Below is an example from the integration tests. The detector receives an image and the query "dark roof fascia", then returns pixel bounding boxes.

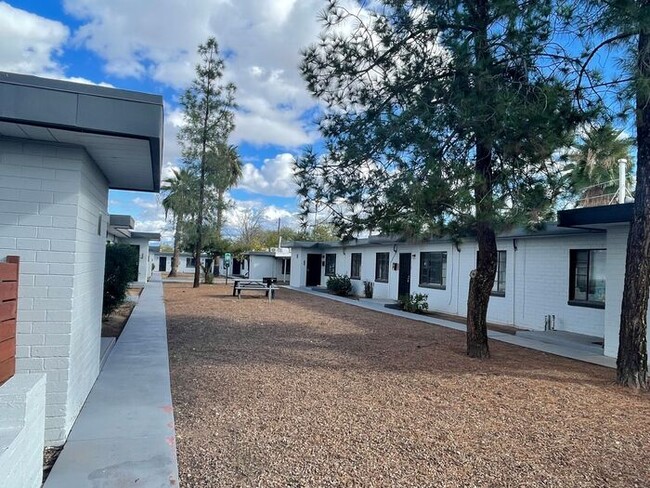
[557,204,634,228]
[109,214,135,229]
[130,232,161,241]
[497,224,605,239]
[0,71,163,192]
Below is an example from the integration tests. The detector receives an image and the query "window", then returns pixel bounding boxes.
[474,250,506,296]
[419,252,447,288]
[375,252,389,282]
[351,253,362,279]
[569,249,606,307]
[325,253,337,276]
[185,257,196,268]
[493,251,506,296]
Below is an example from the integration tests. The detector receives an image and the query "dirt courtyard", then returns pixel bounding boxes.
[165,283,650,487]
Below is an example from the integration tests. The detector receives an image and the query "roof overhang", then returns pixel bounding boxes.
[557,203,633,229]
[0,72,163,192]
[131,232,161,241]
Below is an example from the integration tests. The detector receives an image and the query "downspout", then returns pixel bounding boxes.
[512,239,517,327]
[455,242,461,315]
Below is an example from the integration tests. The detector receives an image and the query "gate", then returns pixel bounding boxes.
[0,256,18,385]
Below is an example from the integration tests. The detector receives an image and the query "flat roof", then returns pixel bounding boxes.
[557,203,633,228]
[0,71,163,192]
[131,231,161,241]
[287,224,604,250]
[109,214,136,229]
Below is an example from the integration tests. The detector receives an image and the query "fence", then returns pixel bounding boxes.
[0,256,19,385]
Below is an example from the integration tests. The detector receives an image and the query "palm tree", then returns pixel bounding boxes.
[161,168,197,277]
[567,124,634,207]
[207,143,243,238]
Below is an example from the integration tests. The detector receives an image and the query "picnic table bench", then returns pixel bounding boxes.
[232,277,278,302]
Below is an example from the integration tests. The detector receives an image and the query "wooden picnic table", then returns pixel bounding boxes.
[232,278,278,302]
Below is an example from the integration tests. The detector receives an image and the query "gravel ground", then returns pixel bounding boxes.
[165,283,650,488]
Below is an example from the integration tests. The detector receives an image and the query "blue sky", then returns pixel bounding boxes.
[0,1,636,242]
[0,0,331,240]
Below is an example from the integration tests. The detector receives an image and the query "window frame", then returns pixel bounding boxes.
[375,252,389,283]
[325,253,337,276]
[185,257,196,268]
[419,251,447,289]
[568,248,606,309]
[492,250,506,297]
[350,253,362,280]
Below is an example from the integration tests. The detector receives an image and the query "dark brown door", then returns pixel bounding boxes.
[159,256,167,272]
[306,254,322,286]
[398,253,411,299]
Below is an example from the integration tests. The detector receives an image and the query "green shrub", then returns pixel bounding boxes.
[326,274,353,296]
[399,293,429,314]
[103,243,138,316]
[363,280,374,298]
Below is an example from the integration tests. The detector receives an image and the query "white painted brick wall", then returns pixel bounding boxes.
[0,138,109,445]
[63,153,107,441]
[0,373,47,488]
[290,232,608,338]
[604,225,630,358]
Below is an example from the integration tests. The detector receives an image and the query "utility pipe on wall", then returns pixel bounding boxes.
[618,158,627,204]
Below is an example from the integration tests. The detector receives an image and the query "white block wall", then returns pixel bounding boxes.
[290,232,609,339]
[0,138,108,445]
[248,255,276,280]
[153,253,214,275]
[130,238,152,283]
[0,373,46,488]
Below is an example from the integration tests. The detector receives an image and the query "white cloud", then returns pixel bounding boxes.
[0,2,69,76]
[220,196,298,240]
[238,153,298,197]
[61,0,335,148]
[130,195,174,239]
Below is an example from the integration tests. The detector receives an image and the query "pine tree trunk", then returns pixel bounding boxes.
[466,141,496,359]
[193,171,204,288]
[168,216,181,278]
[465,0,494,359]
[617,28,650,389]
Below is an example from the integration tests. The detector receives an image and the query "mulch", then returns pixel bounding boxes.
[165,282,650,488]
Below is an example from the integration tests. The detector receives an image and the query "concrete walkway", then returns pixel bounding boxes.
[45,274,179,487]
[290,287,616,369]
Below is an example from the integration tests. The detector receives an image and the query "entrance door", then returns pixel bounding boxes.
[159,256,167,272]
[398,253,411,299]
[306,254,322,286]
[232,258,241,275]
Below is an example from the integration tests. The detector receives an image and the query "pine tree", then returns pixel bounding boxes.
[585,0,650,388]
[178,37,236,288]
[297,0,588,358]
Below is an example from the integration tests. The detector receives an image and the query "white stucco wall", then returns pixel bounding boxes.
[0,138,108,445]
